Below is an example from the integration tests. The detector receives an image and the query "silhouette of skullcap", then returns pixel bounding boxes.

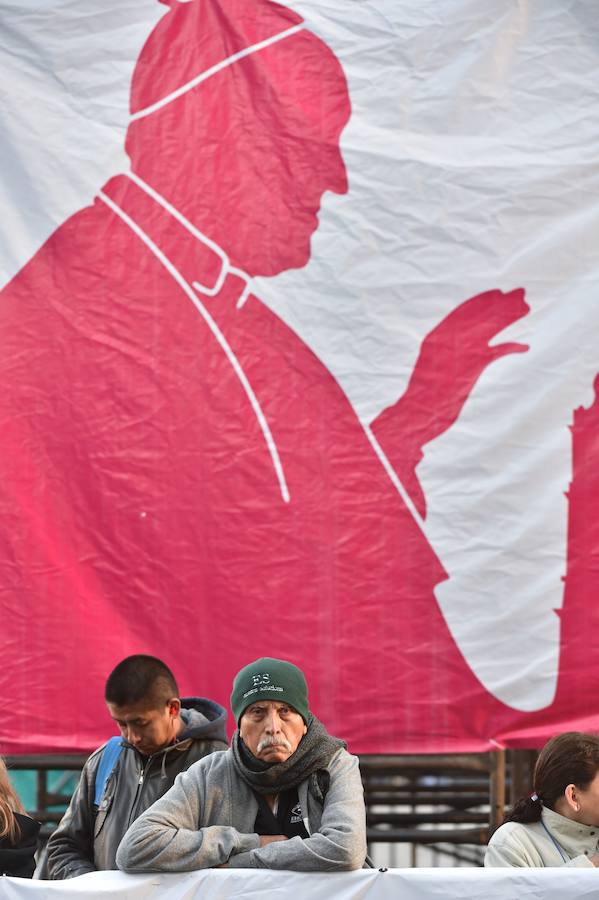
[130,0,304,118]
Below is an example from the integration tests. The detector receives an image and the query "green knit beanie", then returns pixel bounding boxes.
[230,658,310,724]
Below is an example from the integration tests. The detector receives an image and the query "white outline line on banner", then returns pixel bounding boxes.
[362,423,427,535]
[125,173,253,304]
[98,189,291,504]
[97,188,421,523]
[130,24,305,122]
[230,268,252,309]
[126,170,229,296]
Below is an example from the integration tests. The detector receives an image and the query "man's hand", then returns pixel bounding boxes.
[259,835,288,847]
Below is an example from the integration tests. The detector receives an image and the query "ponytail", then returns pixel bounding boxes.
[504,793,543,824]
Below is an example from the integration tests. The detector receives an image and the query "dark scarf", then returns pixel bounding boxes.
[231,715,345,797]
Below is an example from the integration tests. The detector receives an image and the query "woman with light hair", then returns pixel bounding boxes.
[0,757,39,877]
[486,732,599,867]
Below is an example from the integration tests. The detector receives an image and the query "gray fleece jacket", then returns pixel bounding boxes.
[46,698,228,879]
[116,745,366,871]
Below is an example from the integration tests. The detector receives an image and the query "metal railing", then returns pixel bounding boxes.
[5,749,538,865]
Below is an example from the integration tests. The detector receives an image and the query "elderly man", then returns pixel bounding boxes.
[116,658,366,871]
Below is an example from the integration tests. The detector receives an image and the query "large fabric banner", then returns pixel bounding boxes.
[3,868,599,900]
[1,0,598,754]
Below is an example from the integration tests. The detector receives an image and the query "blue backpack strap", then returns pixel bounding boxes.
[94,736,124,807]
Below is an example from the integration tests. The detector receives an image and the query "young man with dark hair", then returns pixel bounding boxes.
[45,655,228,879]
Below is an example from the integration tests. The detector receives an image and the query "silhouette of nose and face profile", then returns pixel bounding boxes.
[5,0,578,756]
[125,0,350,277]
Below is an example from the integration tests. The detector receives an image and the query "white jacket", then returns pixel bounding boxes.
[485,806,598,868]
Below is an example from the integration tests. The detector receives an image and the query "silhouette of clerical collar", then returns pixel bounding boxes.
[99,171,251,308]
[98,171,290,504]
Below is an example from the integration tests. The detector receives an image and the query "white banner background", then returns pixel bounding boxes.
[2,868,599,900]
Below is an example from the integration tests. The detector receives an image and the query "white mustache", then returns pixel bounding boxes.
[257,735,292,753]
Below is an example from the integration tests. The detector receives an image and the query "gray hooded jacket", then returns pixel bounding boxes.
[46,698,228,879]
[116,745,366,871]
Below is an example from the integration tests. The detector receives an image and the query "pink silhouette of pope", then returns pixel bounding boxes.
[0,0,564,753]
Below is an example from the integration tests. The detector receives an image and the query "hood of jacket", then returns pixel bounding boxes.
[179,697,228,744]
